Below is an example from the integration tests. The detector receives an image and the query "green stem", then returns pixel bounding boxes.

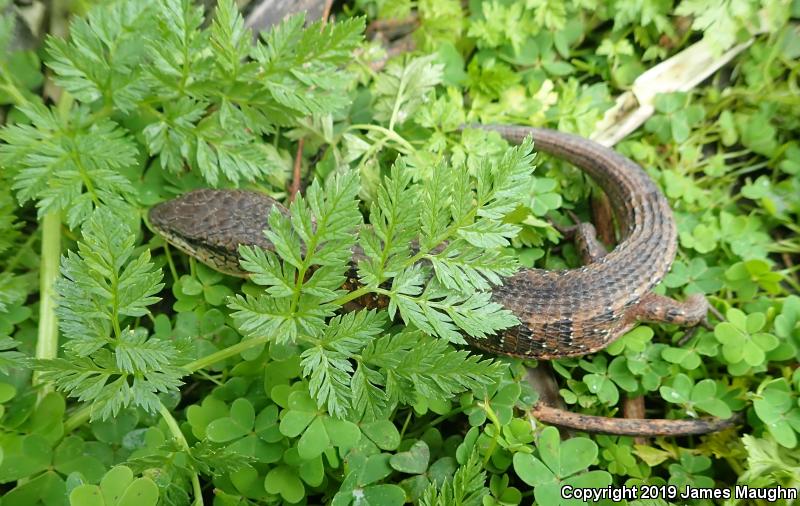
[347,124,415,153]
[33,212,62,401]
[163,243,180,284]
[398,410,413,439]
[183,335,272,372]
[334,285,379,306]
[0,75,29,107]
[158,402,204,506]
[480,400,502,466]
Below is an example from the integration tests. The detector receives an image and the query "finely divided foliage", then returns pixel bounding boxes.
[0,0,365,228]
[230,164,517,419]
[1,0,797,503]
[3,0,521,432]
[38,208,179,420]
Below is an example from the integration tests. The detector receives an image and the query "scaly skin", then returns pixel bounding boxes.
[149,126,710,360]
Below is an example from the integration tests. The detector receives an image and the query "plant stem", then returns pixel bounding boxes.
[183,334,271,372]
[33,211,61,401]
[158,402,204,506]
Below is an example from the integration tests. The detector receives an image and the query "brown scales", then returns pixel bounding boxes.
[148,126,711,360]
[461,125,709,359]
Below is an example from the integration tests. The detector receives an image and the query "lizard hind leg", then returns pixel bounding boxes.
[629,292,710,327]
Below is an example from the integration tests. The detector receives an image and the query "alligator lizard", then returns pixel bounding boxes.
[148,125,710,360]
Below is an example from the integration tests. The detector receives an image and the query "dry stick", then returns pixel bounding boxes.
[592,189,650,441]
[321,0,334,23]
[369,35,416,72]
[708,304,725,323]
[289,137,305,202]
[532,403,742,437]
[526,364,565,409]
[366,16,418,37]
[288,0,334,201]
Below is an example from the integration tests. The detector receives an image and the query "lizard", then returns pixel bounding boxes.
[148,125,713,360]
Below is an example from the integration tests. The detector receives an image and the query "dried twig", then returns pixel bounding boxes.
[288,0,333,201]
[288,138,305,202]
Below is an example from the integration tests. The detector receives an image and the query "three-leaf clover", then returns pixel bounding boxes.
[333,452,406,506]
[660,332,718,370]
[389,440,457,501]
[663,258,724,295]
[753,379,800,449]
[512,426,611,505]
[579,355,637,405]
[659,373,732,418]
[668,452,715,490]
[714,308,779,368]
[205,398,284,463]
[69,466,159,506]
[173,263,234,312]
[279,390,361,459]
[645,92,705,143]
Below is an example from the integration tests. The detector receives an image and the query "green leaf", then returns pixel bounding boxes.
[36,208,179,420]
[264,465,305,503]
[420,451,487,506]
[373,54,444,129]
[0,434,52,483]
[390,440,430,474]
[361,420,401,450]
[0,103,138,228]
[3,471,66,506]
[230,170,362,344]
[68,466,159,506]
[206,398,255,442]
[46,1,155,111]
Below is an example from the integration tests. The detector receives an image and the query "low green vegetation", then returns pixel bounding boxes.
[0,0,798,504]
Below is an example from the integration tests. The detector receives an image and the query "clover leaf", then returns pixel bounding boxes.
[333,453,406,506]
[279,390,361,459]
[580,355,637,405]
[668,452,715,490]
[714,308,779,367]
[659,373,732,418]
[512,427,611,506]
[173,263,234,312]
[206,398,284,463]
[753,379,800,449]
[660,332,718,370]
[389,440,458,501]
[725,260,783,300]
[69,466,159,506]
[663,258,724,295]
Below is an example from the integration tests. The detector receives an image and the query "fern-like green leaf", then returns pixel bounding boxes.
[229,170,362,343]
[37,208,179,420]
[420,451,488,506]
[0,103,138,227]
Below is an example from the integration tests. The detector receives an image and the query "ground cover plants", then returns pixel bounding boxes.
[0,0,798,504]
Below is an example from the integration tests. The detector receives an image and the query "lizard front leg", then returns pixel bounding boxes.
[557,217,608,264]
